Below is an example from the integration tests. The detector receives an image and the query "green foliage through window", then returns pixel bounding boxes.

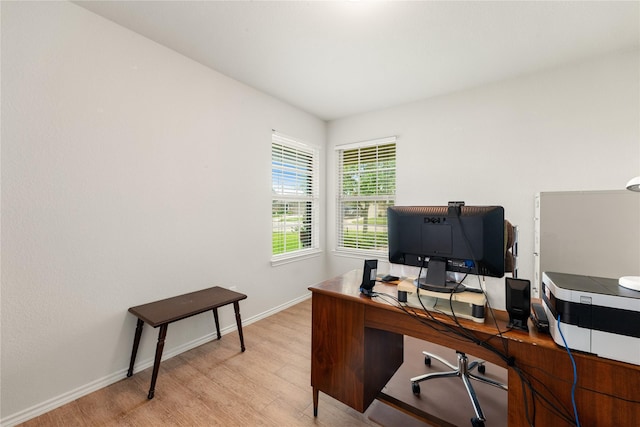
[337,139,396,252]
[272,133,318,258]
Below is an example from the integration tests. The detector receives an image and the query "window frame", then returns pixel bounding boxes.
[271,132,321,265]
[335,136,397,258]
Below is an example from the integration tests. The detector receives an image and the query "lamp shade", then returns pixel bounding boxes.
[626,176,640,192]
[619,176,640,291]
[619,276,640,291]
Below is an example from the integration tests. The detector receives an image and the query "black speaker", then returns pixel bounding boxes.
[360,259,378,296]
[505,277,531,331]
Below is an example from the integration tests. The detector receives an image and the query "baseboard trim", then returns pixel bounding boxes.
[0,292,311,427]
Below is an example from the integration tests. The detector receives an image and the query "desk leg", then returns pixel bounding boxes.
[127,319,144,377]
[233,301,246,352]
[147,324,168,400]
[313,387,319,416]
[212,308,221,340]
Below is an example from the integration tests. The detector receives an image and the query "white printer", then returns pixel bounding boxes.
[542,272,640,365]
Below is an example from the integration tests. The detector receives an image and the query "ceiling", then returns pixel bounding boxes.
[75,1,640,121]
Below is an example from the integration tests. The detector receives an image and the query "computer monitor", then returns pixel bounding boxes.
[387,203,505,293]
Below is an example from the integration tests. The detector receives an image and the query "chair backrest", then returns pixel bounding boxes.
[504,220,517,275]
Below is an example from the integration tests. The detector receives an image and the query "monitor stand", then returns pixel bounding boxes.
[397,280,486,323]
[415,258,468,293]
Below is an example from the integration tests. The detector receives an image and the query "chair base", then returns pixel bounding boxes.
[410,351,507,426]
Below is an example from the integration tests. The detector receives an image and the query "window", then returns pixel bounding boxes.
[272,132,319,262]
[336,137,396,254]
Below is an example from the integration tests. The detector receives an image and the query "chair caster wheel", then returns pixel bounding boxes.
[478,363,486,374]
[411,381,420,395]
[471,417,485,427]
[424,356,431,366]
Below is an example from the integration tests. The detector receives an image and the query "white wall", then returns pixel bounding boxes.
[3,1,639,424]
[1,2,326,423]
[327,49,640,306]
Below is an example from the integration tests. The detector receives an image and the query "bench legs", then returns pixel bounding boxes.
[127,319,168,399]
[234,301,246,352]
[148,324,168,399]
[212,308,222,339]
[127,319,144,377]
[212,304,245,352]
[128,301,245,399]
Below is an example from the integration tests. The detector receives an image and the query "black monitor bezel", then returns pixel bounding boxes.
[387,204,505,292]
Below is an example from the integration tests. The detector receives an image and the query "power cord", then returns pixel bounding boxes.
[372,289,579,426]
[557,313,581,427]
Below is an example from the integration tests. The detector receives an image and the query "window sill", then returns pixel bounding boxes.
[271,248,322,267]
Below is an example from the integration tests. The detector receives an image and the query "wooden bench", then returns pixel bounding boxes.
[127,286,247,398]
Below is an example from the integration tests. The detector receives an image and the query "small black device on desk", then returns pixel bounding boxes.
[505,277,531,331]
[531,302,549,332]
[360,259,378,296]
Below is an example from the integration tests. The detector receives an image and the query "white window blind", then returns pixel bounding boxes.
[336,137,396,254]
[272,132,319,261]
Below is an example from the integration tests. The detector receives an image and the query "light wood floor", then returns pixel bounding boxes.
[20,298,506,427]
[18,298,418,426]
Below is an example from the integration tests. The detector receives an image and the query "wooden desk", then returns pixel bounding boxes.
[310,270,640,426]
[127,286,247,399]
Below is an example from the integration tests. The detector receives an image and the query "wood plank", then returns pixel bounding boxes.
[128,286,246,326]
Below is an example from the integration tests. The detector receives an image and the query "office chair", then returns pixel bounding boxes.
[409,221,516,427]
